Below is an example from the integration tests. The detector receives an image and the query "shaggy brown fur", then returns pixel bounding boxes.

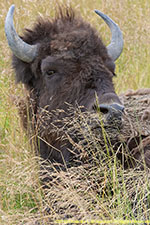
[12,6,122,167]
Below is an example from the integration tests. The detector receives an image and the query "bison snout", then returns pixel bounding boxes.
[98,103,124,125]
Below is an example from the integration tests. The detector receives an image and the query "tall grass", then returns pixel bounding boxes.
[0,0,150,224]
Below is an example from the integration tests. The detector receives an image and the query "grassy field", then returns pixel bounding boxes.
[0,0,150,224]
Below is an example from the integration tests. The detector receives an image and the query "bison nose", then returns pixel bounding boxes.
[98,103,124,124]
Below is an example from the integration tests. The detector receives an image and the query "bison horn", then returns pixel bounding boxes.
[5,5,38,63]
[94,10,123,61]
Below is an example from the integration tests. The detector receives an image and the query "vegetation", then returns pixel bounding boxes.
[0,0,150,224]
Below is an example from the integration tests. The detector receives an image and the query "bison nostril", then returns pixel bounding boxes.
[99,104,109,114]
[93,104,109,114]
[98,103,124,125]
[99,103,124,115]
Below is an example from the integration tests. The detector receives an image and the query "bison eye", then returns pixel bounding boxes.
[46,70,56,76]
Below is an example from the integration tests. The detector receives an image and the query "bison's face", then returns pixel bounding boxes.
[39,32,124,126]
[40,53,122,118]
[5,5,124,129]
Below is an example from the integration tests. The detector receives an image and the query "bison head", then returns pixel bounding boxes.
[5,5,124,166]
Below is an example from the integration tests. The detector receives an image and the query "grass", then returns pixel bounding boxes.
[0,0,150,224]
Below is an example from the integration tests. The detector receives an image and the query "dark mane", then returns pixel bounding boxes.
[13,6,109,86]
[22,6,77,45]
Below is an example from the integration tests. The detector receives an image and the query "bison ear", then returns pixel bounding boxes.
[105,58,116,75]
[94,10,123,61]
[12,55,35,85]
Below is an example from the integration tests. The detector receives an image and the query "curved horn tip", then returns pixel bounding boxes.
[94,9,102,15]
[5,4,38,63]
[94,9,123,61]
[94,10,106,19]
[9,4,15,12]
[6,5,15,20]
[5,5,15,34]
[94,9,116,27]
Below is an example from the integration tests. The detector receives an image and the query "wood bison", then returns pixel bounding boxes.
[5,5,124,169]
